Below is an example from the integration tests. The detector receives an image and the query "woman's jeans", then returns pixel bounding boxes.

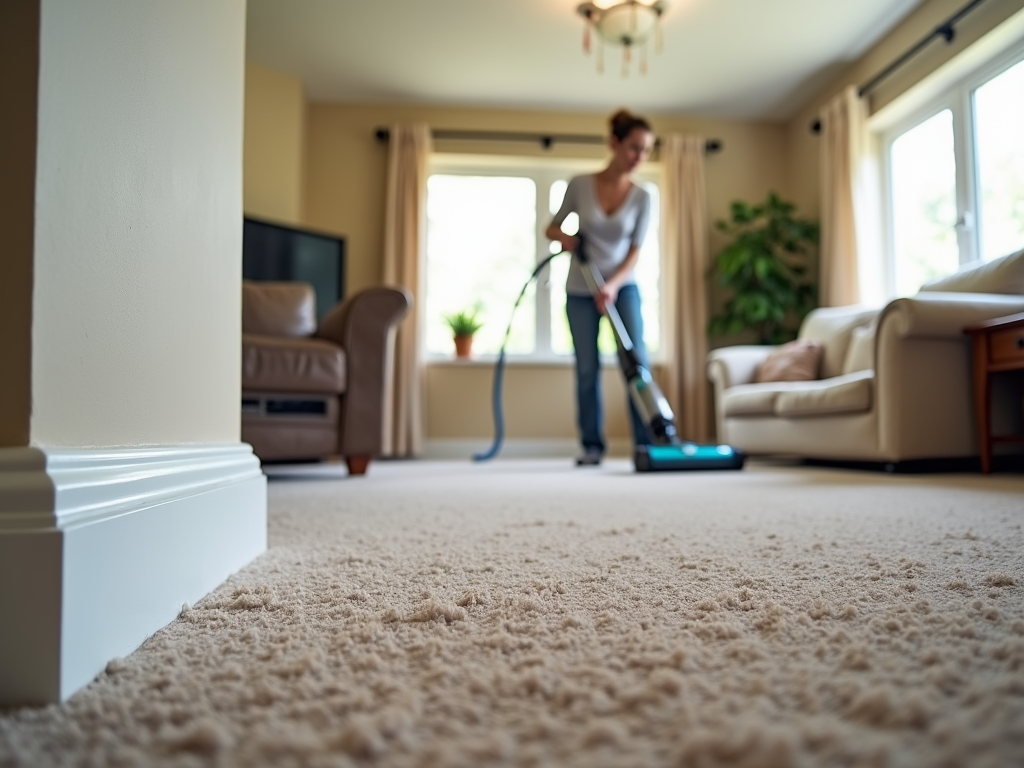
[566,284,651,453]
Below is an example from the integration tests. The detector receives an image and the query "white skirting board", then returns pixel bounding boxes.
[0,443,267,705]
[422,438,633,460]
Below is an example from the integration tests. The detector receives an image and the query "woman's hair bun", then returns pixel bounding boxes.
[609,108,652,141]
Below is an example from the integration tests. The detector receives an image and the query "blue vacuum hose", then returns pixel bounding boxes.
[473,248,568,461]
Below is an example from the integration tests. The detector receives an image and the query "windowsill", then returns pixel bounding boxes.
[426,355,577,368]
[425,355,665,368]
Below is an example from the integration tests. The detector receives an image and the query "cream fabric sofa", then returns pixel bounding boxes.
[707,249,1024,464]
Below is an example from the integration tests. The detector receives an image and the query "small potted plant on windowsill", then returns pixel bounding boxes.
[444,309,484,359]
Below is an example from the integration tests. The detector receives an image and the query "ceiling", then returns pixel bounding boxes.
[246,0,923,121]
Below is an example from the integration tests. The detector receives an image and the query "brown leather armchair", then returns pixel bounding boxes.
[241,280,411,474]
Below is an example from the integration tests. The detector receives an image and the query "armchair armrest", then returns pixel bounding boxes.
[707,346,775,390]
[874,292,1024,459]
[879,292,1024,339]
[316,286,412,458]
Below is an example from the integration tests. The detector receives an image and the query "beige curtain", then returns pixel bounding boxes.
[661,134,711,443]
[382,124,432,457]
[820,85,876,307]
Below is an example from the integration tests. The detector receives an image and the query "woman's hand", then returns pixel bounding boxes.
[595,281,619,314]
[556,233,579,253]
[544,223,578,254]
[595,244,640,314]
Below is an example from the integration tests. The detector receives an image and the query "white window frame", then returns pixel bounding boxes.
[425,153,664,364]
[878,41,1024,296]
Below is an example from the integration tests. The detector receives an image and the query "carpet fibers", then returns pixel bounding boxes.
[2,459,1024,767]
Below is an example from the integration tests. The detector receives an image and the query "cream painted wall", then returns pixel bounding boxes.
[29,0,245,448]
[305,104,789,295]
[426,364,682,444]
[243,62,306,225]
[0,1,39,448]
[302,103,788,442]
[785,0,1024,220]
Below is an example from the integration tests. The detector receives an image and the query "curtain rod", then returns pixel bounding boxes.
[374,128,723,154]
[810,0,988,134]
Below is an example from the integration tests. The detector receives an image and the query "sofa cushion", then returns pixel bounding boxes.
[242,333,346,394]
[755,339,822,383]
[720,381,815,417]
[842,323,876,375]
[720,371,874,418]
[774,370,874,417]
[798,307,879,379]
[919,247,1024,295]
[242,280,317,337]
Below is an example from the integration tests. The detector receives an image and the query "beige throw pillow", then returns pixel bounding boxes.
[755,339,823,383]
[798,307,879,379]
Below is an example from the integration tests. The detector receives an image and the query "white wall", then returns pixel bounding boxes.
[30,0,246,447]
[0,0,264,707]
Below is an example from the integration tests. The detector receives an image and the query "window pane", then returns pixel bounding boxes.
[548,180,580,255]
[974,58,1024,262]
[548,179,661,357]
[426,175,536,355]
[548,247,574,355]
[890,110,958,296]
[549,179,577,355]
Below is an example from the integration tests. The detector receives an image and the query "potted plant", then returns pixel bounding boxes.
[708,192,819,345]
[444,309,484,358]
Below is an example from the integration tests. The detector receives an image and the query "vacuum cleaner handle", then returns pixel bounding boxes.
[579,258,643,380]
[575,238,679,445]
[574,236,636,355]
[579,260,634,349]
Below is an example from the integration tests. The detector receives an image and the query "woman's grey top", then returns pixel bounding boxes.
[550,174,652,297]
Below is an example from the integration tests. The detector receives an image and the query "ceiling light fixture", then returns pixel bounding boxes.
[577,1,668,76]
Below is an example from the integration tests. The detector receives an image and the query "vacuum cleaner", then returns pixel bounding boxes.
[474,237,745,472]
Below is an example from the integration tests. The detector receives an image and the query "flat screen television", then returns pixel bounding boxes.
[242,217,346,321]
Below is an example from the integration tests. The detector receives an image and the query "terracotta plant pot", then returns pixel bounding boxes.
[454,334,474,359]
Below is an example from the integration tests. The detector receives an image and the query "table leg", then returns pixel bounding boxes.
[972,336,992,473]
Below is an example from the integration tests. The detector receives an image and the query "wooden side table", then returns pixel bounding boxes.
[964,312,1024,473]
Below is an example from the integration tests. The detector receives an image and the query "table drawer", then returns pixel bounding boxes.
[991,325,1024,364]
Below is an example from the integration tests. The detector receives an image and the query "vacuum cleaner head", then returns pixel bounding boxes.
[635,443,747,472]
[574,240,745,473]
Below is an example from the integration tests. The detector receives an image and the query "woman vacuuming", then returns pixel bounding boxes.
[546,109,655,466]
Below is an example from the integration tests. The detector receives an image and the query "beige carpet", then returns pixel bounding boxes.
[2,459,1024,767]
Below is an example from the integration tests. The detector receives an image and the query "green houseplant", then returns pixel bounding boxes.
[708,192,819,345]
[444,309,484,358]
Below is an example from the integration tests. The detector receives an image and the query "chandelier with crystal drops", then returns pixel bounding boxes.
[577,1,668,76]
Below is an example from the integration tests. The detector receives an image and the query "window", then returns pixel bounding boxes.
[974,58,1024,262]
[882,48,1024,296]
[424,156,662,360]
[889,109,958,297]
[425,174,538,356]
